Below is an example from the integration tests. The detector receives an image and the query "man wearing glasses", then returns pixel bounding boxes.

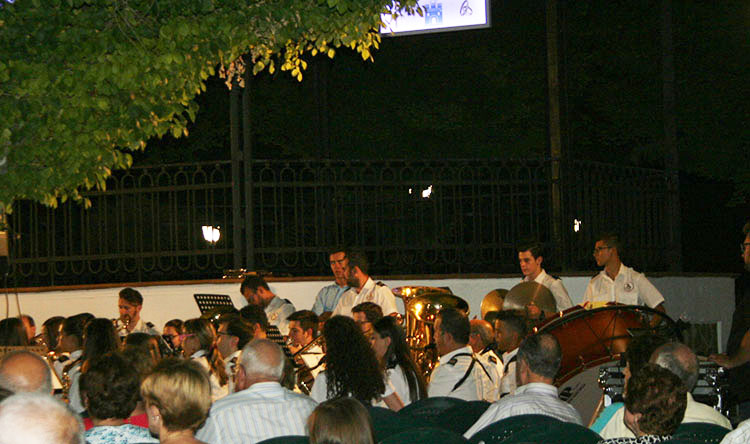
[582,233,666,315]
[710,221,750,422]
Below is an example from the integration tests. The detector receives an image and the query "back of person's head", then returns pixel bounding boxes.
[0,350,52,395]
[518,333,562,379]
[42,316,65,351]
[239,305,270,331]
[307,397,375,444]
[121,346,158,385]
[346,249,369,275]
[124,332,162,364]
[118,287,143,306]
[60,314,90,348]
[625,363,687,436]
[240,275,270,294]
[164,319,183,332]
[650,342,699,391]
[516,239,543,258]
[80,352,140,420]
[494,310,528,338]
[624,333,669,376]
[220,315,255,350]
[351,302,383,325]
[0,318,29,346]
[0,392,84,444]
[81,318,119,363]
[286,310,319,336]
[437,307,470,345]
[239,339,285,382]
[183,318,216,351]
[140,358,211,433]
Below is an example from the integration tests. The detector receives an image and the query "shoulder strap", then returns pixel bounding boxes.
[449,353,493,392]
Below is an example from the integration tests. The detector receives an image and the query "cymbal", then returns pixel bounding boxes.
[480,289,508,319]
[504,281,556,315]
[406,292,469,324]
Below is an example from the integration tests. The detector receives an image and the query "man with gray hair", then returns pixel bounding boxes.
[0,392,84,444]
[0,350,53,395]
[197,339,317,444]
[464,333,582,438]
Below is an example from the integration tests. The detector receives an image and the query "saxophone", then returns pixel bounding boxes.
[113,315,131,338]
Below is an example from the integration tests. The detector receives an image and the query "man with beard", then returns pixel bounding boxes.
[332,249,397,317]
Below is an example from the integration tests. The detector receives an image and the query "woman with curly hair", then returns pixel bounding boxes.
[372,316,427,408]
[181,318,228,401]
[310,315,402,410]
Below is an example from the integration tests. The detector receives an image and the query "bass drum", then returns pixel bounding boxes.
[536,304,679,423]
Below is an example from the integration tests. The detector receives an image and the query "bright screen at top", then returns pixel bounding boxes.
[380,0,490,36]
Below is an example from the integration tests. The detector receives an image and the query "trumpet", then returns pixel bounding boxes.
[112,315,131,337]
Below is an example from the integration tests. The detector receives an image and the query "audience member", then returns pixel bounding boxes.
[598,363,687,444]
[372,316,427,407]
[69,317,120,413]
[307,397,375,444]
[464,333,582,438]
[0,350,52,394]
[429,307,493,401]
[0,392,85,444]
[196,339,317,444]
[124,332,163,365]
[181,318,228,402]
[80,352,158,444]
[141,358,212,444]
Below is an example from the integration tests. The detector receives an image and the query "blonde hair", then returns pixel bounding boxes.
[307,397,375,444]
[140,358,211,433]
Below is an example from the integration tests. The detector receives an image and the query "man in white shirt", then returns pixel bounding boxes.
[583,233,666,316]
[241,275,295,336]
[332,249,398,317]
[464,333,582,438]
[517,240,573,313]
[597,341,732,439]
[117,288,159,335]
[311,247,351,315]
[428,308,492,401]
[287,310,324,392]
[469,319,502,401]
[197,339,317,444]
[494,310,528,398]
[216,315,255,395]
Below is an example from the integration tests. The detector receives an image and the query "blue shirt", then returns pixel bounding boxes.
[85,424,157,444]
[311,283,349,314]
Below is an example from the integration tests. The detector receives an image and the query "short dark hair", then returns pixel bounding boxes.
[437,307,470,345]
[240,275,270,294]
[239,304,270,331]
[164,319,184,333]
[597,232,622,252]
[516,239,543,259]
[287,310,319,335]
[347,249,369,276]
[623,333,669,377]
[119,287,143,306]
[351,302,383,324]
[61,313,92,346]
[80,352,141,420]
[328,246,348,257]
[625,363,687,436]
[220,315,255,350]
[494,310,528,338]
[518,333,562,379]
[0,318,28,346]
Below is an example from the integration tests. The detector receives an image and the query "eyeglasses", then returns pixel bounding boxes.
[741,243,750,253]
[178,334,195,341]
[593,246,612,254]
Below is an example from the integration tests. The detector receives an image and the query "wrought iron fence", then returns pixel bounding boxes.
[7,158,670,286]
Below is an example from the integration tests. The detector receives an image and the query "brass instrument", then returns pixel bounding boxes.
[113,315,131,337]
[291,335,325,395]
[394,286,469,378]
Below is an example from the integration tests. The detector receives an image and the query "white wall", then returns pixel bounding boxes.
[0,275,735,351]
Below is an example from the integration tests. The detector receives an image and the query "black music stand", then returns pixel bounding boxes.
[193,293,235,315]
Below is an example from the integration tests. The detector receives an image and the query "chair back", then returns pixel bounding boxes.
[379,426,469,444]
[256,435,309,444]
[468,414,565,443]
[399,396,467,426]
[661,421,732,444]
[368,406,419,443]
[436,400,491,435]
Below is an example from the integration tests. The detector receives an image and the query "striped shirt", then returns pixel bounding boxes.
[464,382,583,438]
[196,381,317,444]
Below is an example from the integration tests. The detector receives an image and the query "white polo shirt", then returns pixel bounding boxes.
[582,263,664,308]
[332,278,398,317]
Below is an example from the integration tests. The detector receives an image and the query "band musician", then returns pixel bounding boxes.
[287,310,325,391]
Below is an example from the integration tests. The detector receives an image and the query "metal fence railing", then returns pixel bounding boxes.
[7,158,670,286]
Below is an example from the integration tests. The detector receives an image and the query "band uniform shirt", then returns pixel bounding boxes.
[582,263,664,309]
[298,343,324,379]
[597,393,731,440]
[264,296,295,336]
[373,365,415,408]
[475,351,502,402]
[311,283,350,315]
[129,318,160,335]
[522,269,574,311]
[499,348,519,398]
[479,347,505,381]
[332,278,398,317]
[428,345,483,401]
[191,350,228,402]
[224,349,242,395]
[463,382,583,438]
[196,381,317,444]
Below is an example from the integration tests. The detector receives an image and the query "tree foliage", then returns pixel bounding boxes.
[0,0,419,209]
